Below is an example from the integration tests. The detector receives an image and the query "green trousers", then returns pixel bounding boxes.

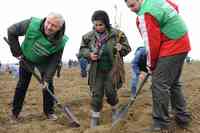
[90,70,119,112]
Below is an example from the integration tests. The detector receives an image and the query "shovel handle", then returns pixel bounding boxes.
[135,73,150,97]
[3,36,80,127]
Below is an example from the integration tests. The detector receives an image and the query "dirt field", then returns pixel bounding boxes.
[0,62,200,133]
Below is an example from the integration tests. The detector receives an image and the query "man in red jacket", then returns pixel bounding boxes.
[124,0,191,132]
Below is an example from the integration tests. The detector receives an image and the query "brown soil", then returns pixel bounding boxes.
[0,62,200,133]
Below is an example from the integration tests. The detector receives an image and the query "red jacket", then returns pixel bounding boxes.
[136,0,191,70]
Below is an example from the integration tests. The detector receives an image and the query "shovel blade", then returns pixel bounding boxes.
[112,106,129,127]
[112,98,135,127]
[112,74,150,127]
[62,105,80,127]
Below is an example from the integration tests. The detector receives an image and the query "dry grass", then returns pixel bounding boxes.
[0,62,200,133]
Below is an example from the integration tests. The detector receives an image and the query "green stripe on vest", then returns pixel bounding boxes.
[21,17,68,63]
[137,0,187,39]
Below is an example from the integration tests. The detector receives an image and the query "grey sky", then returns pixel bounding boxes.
[0,0,199,63]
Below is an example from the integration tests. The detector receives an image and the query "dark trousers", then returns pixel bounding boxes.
[151,53,190,128]
[91,70,119,112]
[12,61,55,116]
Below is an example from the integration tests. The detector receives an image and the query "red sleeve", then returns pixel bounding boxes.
[137,13,161,70]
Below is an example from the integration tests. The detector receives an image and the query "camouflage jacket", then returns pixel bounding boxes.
[79,28,131,87]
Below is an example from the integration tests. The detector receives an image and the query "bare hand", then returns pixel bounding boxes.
[40,82,48,89]
[115,43,122,51]
[90,52,98,61]
[147,66,152,74]
[139,72,146,80]
[17,56,23,60]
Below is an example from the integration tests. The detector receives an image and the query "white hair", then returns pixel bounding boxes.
[47,12,65,26]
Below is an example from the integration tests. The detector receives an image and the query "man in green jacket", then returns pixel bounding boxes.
[7,12,68,122]
[124,0,191,132]
[79,10,131,128]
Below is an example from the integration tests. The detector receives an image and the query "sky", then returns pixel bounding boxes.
[0,0,199,63]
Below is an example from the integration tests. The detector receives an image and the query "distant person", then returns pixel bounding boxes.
[56,61,62,78]
[79,10,131,128]
[0,61,2,73]
[124,0,191,132]
[6,64,19,79]
[76,53,88,78]
[185,56,192,64]
[7,12,68,122]
[68,59,73,68]
[131,46,148,97]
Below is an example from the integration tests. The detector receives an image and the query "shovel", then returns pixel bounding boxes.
[3,37,80,127]
[112,73,150,127]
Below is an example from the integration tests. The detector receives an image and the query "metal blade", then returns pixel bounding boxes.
[112,73,150,127]
[63,105,80,127]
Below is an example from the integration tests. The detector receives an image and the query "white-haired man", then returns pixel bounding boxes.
[7,12,68,122]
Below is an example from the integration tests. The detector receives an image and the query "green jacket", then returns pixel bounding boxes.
[7,17,67,81]
[79,28,131,88]
[21,17,68,63]
[137,0,187,39]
